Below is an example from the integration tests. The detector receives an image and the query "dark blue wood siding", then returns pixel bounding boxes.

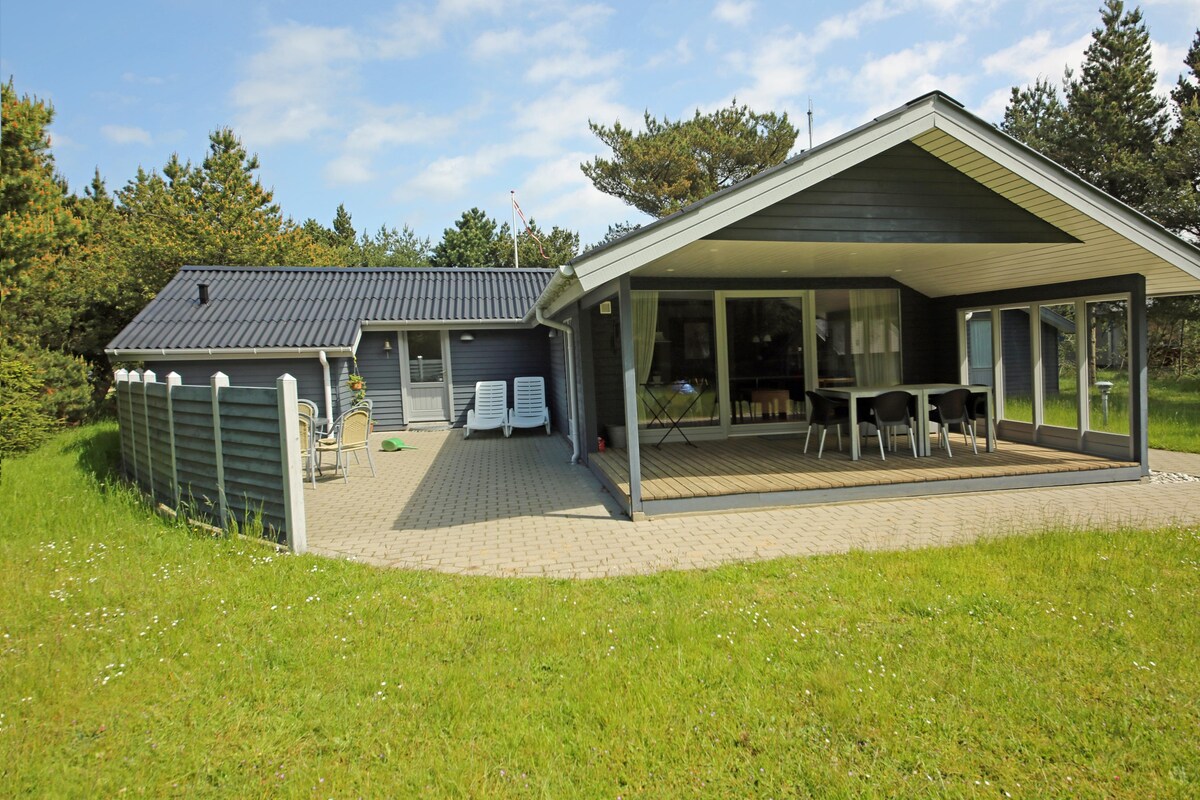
[709,142,1078,245]
[448,329,551,426]
[145,358,326,408]
[547,327,569,435]
[352,333,403,429]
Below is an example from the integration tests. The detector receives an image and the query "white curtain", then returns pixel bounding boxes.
[631,290,659,385]
[849,289,902,386]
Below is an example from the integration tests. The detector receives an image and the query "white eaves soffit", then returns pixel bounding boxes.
[566,95,1200,302]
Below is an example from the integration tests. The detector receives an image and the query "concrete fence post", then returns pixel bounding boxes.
[142,370,157,500]
[114,369,130,475]
[276,374,307,554]
[210,372,230,529]
[128,370,142,485]
[166,372,182,509]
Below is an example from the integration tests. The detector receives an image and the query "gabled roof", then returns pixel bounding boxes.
[546,91,1200,313]
[107,266,555,356]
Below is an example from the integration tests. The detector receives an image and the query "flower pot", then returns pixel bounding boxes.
[349,381,363,390]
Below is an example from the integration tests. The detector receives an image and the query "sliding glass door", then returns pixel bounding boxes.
[725,297,806,425]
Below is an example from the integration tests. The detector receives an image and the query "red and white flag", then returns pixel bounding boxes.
[511,191,549,262]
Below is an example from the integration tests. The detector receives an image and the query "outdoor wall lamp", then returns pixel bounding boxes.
[460,332,475,342]
[383,339,392,354]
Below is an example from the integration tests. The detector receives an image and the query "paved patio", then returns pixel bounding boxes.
[304,431,1200,578]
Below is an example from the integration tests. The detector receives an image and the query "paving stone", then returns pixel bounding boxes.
[302,430,1200,579]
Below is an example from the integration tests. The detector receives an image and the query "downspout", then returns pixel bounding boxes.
[318,350,334,422]
[535,264,580,465]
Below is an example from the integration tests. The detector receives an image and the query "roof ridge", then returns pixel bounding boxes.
[179,265,558,273]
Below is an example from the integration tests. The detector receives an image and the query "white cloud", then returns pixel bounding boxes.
[720,0,912,112]
[1151,39,1189,101]
[813,0,909,46]
[982,30,1089,84]
[325,106,461,186]
[512,80,634,151]
[976,87,1016,124]
[375,0,506,59]
[406,154,495,200]
[527,50,624,83]
[646,37,693,69]
[100,124,152,145]
[231,23,361,144]
[324,154,375,185]
[712,1,755,27]
[471,28,523,59]
[723,30,813,111]
[853,37,971,116]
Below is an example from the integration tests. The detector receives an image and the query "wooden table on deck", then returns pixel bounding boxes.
[816,383,995,460]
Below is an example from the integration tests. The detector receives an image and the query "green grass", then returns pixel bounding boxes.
[1002,373,1200,453]
[3,425,1200,797]
[1148,374,1200,453]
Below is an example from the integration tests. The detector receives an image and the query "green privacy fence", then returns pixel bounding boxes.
[114,369,307,552]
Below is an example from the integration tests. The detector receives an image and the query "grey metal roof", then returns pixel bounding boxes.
[107,266,555,353]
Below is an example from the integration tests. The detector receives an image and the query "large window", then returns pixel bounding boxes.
[632,291,717,427]
[1040,303,1078,429]
[1087,299,1130,435]
[962,294,1132,454]
[815,289,901,388]
[726,297,805,424]
[1000,307,1033,423]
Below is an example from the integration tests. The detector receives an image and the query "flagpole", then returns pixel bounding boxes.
[510,190,519,269]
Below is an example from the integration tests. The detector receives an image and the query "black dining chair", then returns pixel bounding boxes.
[964,391,990,451]
[929,388,978,457]
[803,390,850,458]
[866,390,917,460]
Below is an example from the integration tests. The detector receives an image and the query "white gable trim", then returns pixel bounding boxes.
[929,113,1200,283]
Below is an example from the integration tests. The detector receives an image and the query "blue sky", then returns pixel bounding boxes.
[2,0,1197,249]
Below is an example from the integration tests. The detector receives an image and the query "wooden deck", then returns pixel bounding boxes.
[590,434,1140,513]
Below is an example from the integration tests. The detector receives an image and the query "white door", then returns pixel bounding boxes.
[404,331,450,422]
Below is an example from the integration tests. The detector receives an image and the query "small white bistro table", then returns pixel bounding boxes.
[816,383,995,461]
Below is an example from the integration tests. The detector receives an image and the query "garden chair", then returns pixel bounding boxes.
[507,376,551,436]
[866,390,918,460]
[464,381,507,438]
[803,390,849,458]
[297,410,318,487]
[316,407,375,483]
[929,388,977,457]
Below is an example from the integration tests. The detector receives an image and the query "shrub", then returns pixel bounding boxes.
[0,358,59,455]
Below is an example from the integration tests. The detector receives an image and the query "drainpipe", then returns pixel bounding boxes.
[318,350,333,422]
[535,264,580,464]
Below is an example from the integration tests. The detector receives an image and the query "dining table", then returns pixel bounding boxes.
[815,383,995,461]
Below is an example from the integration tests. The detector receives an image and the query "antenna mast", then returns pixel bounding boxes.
[807,98,814,150]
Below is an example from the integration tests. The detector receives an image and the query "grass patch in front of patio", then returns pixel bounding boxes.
[2,424,1198,797]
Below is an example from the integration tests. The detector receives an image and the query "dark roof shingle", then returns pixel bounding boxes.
[107,266,555,352]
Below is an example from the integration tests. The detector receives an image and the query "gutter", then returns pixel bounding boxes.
[105,346,356,359]
[533,264,581,465]
[318,351,334,422]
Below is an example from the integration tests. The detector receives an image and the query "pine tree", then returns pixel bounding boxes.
[1061,0,1167,207]
[0,79,84,305]
[430,208,499,267]
[582,101,797,218]
[492,220,579,268]
[1000,78,1069,162]
[1151,29,1200,239]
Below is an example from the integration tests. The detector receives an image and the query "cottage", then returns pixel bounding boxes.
[109,91,1200,520]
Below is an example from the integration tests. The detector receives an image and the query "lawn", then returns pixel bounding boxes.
[3,425,1199,797]
[1001,372,1200,453]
